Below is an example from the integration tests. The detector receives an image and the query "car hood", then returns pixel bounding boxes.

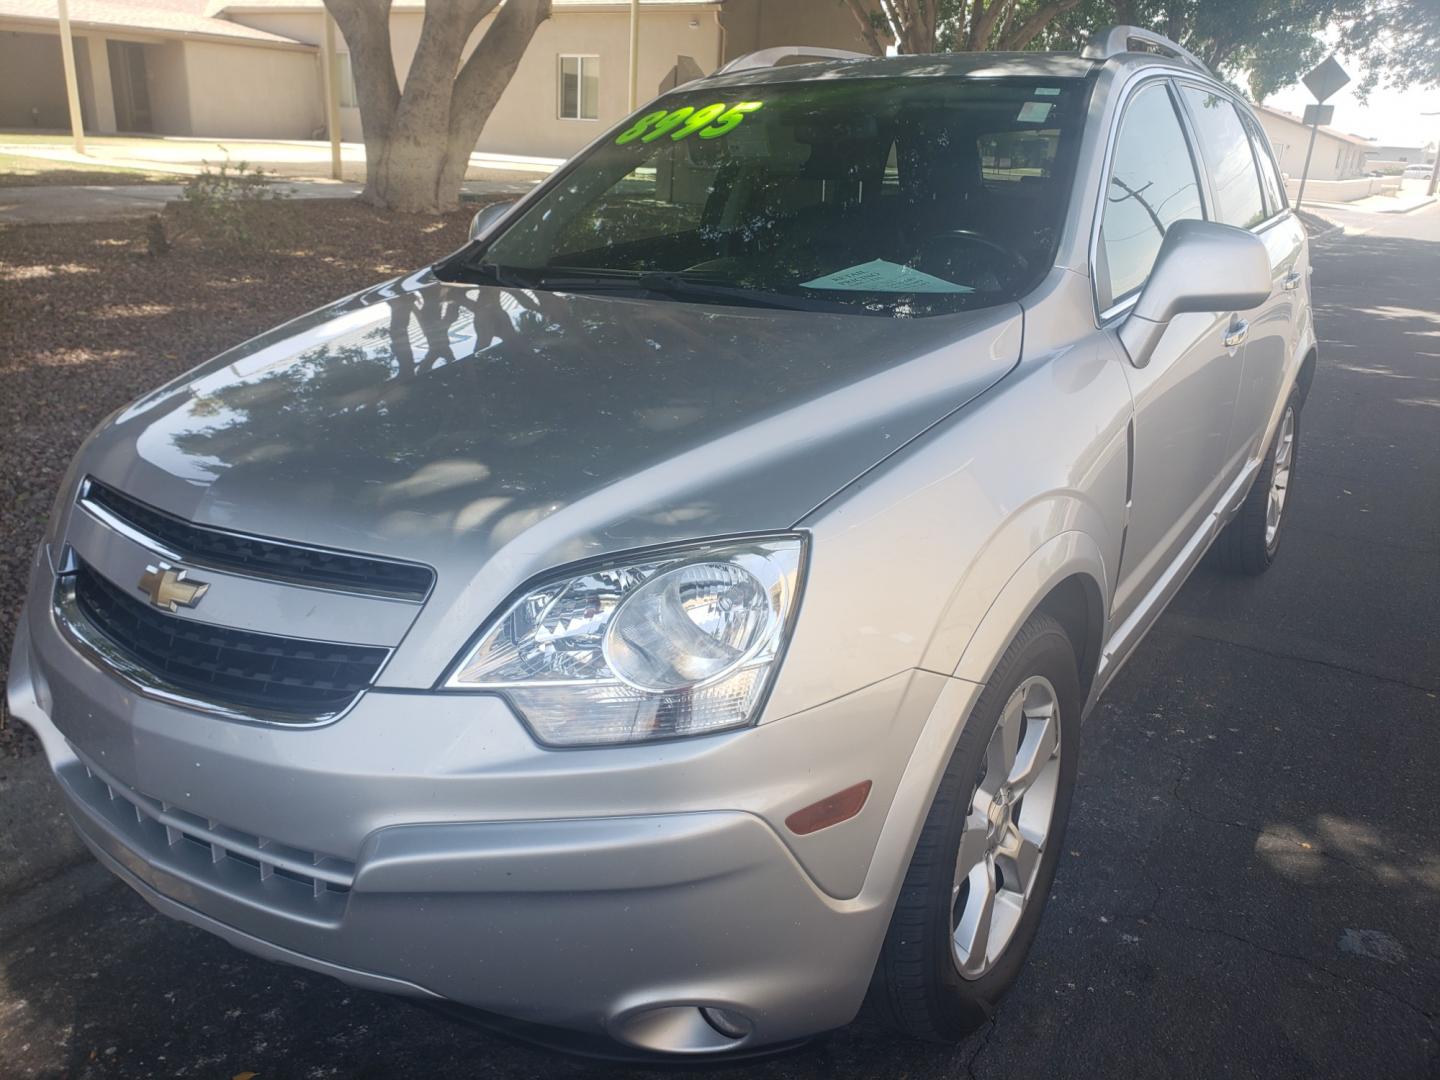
[80,269,1020,683]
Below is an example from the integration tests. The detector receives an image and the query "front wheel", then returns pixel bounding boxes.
[867,613,1081,1042]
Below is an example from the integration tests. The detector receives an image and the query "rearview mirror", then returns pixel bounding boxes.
[1118,219,1271,368]
[469,199,517,242]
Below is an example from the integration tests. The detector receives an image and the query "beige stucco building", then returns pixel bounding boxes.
[1253,103,1373,182]
[0,0,872,158]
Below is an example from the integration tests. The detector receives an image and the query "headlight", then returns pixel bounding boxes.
[444,536,805,747]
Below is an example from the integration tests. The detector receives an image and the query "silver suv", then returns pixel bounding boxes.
[9,27,1313,1057]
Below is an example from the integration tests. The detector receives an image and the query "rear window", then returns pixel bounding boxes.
[449,77,1089,317]
[1245,119,1287,216]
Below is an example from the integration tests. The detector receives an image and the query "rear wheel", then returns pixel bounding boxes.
[868,613,1081,1041]
[1216,392,1299,575]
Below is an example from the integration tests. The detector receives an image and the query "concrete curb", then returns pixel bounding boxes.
[1379,195,1437,214]
[1296,209,1343,241]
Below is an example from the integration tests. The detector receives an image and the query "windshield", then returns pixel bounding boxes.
[445,76,1088,317]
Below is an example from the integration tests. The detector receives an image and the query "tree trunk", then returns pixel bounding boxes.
[324,0,550,215]
[844,0,892,55]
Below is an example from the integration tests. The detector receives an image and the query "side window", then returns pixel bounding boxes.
[1098,82,1205,309]
[1180,86,1266,229]
[1246,119,1286,215]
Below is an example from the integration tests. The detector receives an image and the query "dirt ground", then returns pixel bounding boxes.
[0,198,478,742]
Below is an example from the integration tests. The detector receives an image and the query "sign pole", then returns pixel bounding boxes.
[321,12,343,181]
[1423,112,1439,198]
[1295,117,1321,210]
[1293,55,1351,212]
[628,0,640,112]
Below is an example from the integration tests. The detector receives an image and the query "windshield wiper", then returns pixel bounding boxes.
[521,269,856,314]
[461,261,529,287]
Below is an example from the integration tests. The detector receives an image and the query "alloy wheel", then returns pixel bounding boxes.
[951,675,1063,980]
[1266,404,1296,550]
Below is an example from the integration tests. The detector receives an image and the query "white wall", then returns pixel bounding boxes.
[719,0,876,58]
[231,4,840,159]
[1257,110,1367,181]
[0,30,70,129]
[145,40,192,134]
[180,39,323,139]
[474,8,721,158]
[1285,175,1399,203]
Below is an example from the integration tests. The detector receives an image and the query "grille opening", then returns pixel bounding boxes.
[63,557,388,721]
[83,479,434,601]
[73,751,355,913]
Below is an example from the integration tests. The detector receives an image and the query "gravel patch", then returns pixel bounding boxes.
[0,199,478,747]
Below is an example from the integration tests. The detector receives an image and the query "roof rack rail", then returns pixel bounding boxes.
[717,45,873,75]
[1080,25,1211,76]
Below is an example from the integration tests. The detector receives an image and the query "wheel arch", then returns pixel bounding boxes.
[1032,572,1105,699]
[1296,344,1318,407]
[854,532,1109,910]
[950,530,1110,697]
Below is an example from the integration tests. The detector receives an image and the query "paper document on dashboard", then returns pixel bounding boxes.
[801,259,973,293]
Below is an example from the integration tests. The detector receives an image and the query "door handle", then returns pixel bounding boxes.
[1223,319,1249,348]
[1282,270,1302,291]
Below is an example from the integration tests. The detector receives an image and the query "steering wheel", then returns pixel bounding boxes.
[921,229,1029,276]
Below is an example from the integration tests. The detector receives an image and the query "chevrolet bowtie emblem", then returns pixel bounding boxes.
[137,562,210,613]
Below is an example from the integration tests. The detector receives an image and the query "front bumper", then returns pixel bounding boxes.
[7,575,970,1052]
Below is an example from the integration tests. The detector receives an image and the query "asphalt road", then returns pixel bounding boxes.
[1,206,1437,1079]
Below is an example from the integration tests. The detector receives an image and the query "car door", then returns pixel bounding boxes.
[1176,84,1305,474]
[1098,79,1249,632]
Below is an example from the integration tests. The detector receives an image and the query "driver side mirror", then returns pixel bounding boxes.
[1118,219,1271,368]
[469,199,518,242]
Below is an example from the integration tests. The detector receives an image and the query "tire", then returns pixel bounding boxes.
[1215,391,1300,575]
[867,613,1081,1042]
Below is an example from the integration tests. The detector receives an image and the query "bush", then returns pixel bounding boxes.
[168,158,288,250]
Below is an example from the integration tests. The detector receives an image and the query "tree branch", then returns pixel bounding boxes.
[970,0,1016,51]
[442,0,551,199]
[843,0,890,55]
[322,0,400,127]
[999,0,1082,50]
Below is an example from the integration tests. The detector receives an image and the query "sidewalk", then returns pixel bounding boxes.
[0,133,562,184]
[0,176,539,225]
[1303,177,1437,215]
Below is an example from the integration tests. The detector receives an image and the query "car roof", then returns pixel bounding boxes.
[694,47,1238,97]
[698,51,1100,91]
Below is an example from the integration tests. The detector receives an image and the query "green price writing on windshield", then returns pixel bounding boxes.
[615,101,764,146]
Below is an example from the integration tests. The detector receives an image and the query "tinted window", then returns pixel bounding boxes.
[1181,86,1266,228]
[978,128,1060,183]
[453,78,1087,317]
[1099,83,1204,307]
[1246,120,1286,215]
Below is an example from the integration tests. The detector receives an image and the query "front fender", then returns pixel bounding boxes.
[949,529,1110,687]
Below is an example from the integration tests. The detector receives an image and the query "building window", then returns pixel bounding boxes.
[559,55,599,120]
[336,52,358,108]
